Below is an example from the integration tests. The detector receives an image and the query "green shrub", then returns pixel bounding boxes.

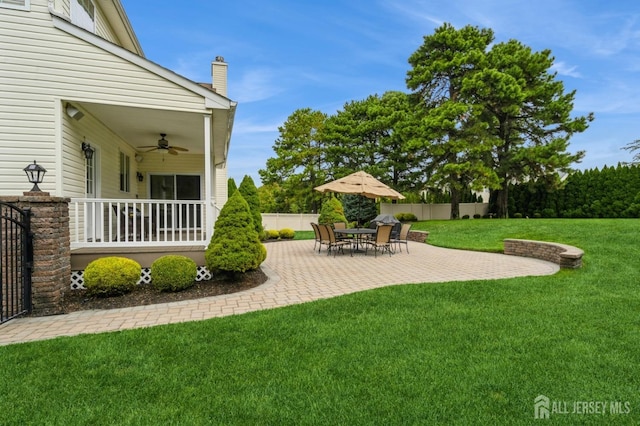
[238,175,263,238]
[266,229,280,240]
[395,212,417,222]
[279,228,295,239]
[395,213,418,222]
[205,190,267,274]
[151,255,197,292]
[318,197,348,224]
[83,256,140,297]
[513,213,523,218]
[462,214,470,219]
[473,214,482,219]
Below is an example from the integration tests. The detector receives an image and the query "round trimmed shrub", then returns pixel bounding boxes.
[396,212,417,222]
[266,229,280,240]
[83,256,140,297]
[151,255,197,292]
[279,228,295,239]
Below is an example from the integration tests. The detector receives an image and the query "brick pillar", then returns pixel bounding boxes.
[3,194,71,316]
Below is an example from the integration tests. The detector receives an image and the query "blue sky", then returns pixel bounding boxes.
[120,0,640,186]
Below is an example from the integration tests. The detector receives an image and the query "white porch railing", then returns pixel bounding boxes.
[70,198,211,249]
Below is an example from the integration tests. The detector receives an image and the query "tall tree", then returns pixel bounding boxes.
[322,91,426,194]
[259,108,328,213]
[474,40,593,217]
[407,23,499,218]
[623,139,640,164]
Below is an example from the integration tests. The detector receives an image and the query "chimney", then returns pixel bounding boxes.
[211,56,228,97]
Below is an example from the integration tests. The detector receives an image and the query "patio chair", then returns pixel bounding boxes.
[325,224,352,257]
[316,223,331,253]
[390,222,401,240]
[112,205,142,240]
[391,223,412,253]
[365,224,393,257]
[332,221,352,242]
[310,222,322,252]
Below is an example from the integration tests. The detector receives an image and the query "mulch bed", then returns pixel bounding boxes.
[60,268,268,314]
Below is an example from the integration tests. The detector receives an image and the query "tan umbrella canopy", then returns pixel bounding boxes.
[314,171,405,199]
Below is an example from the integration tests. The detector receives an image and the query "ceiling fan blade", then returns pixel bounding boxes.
[168,148,179,155]
[144,148,158,153]
[137,145,158,149]
[170,146,189,152]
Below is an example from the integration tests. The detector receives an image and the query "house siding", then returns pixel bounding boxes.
[1,1,212,196]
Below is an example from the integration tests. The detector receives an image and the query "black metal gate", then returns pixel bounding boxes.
[1,201,33,323]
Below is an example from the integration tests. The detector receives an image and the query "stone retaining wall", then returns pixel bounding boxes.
[408,230,429,243]
[504,238,583,269]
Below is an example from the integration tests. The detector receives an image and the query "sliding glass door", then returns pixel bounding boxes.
[150,174,202,229]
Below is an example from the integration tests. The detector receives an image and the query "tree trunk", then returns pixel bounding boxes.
[494,184,510,218]
[450,187,460,219]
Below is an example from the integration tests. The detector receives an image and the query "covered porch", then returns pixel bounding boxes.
[69,197,216,270]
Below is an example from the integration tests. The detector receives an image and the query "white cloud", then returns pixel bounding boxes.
[552,61,582,79]
[231,68,285,104]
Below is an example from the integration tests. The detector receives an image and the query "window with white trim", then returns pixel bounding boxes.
[0,0,30,11]
[71,0,95,33]
[119,152,130,193]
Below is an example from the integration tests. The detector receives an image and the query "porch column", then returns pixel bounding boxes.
[203,114,213,243]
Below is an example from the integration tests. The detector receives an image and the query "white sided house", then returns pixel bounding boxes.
[1,0,237,271]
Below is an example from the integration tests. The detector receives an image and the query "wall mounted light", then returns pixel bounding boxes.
[136,172,144,182]
[66,104,84,121]
[23,160,47,192]
[81,142,95,160]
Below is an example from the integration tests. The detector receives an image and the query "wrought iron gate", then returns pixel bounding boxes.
[1,201,33,323]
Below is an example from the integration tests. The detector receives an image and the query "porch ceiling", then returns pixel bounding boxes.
[77,102,229,159]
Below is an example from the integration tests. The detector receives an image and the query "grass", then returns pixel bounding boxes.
[1,219,639,424]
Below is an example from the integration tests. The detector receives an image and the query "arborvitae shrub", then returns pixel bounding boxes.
[238,175,264,239]
[151,255,197,292]
[83,256,140,296]
[318,197,348,224]
[205,191,266,275]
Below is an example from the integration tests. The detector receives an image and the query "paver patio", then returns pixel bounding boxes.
[0,240,558,346]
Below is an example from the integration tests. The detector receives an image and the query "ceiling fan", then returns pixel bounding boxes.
[138,133,188,155]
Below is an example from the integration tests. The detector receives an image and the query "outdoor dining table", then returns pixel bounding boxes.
[334,228,376,253]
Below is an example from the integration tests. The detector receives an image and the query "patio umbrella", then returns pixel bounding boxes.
[314,171,405,226]
[314,171,405,200]
[372,214,400,224]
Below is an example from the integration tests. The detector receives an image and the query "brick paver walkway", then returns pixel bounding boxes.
[0,240,558,346]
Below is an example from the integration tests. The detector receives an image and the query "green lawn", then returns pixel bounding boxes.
[1,219,639,425]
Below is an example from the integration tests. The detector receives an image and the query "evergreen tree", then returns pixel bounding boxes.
[238,175,264,239]
[228,178,237,197]
[317,196,348,225]
[205,191,266,275]
[342,194,377,227]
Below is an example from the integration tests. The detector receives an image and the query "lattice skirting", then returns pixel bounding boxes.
[70,266,213,290]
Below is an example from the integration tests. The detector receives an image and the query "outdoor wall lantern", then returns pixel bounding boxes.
[81,141,95,160]
[23,160,47,192]
[136,172,144,182]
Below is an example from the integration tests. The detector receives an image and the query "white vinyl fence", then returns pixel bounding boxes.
[380,203,489,220]
[262,203,489,231]
[262,214,319,231]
